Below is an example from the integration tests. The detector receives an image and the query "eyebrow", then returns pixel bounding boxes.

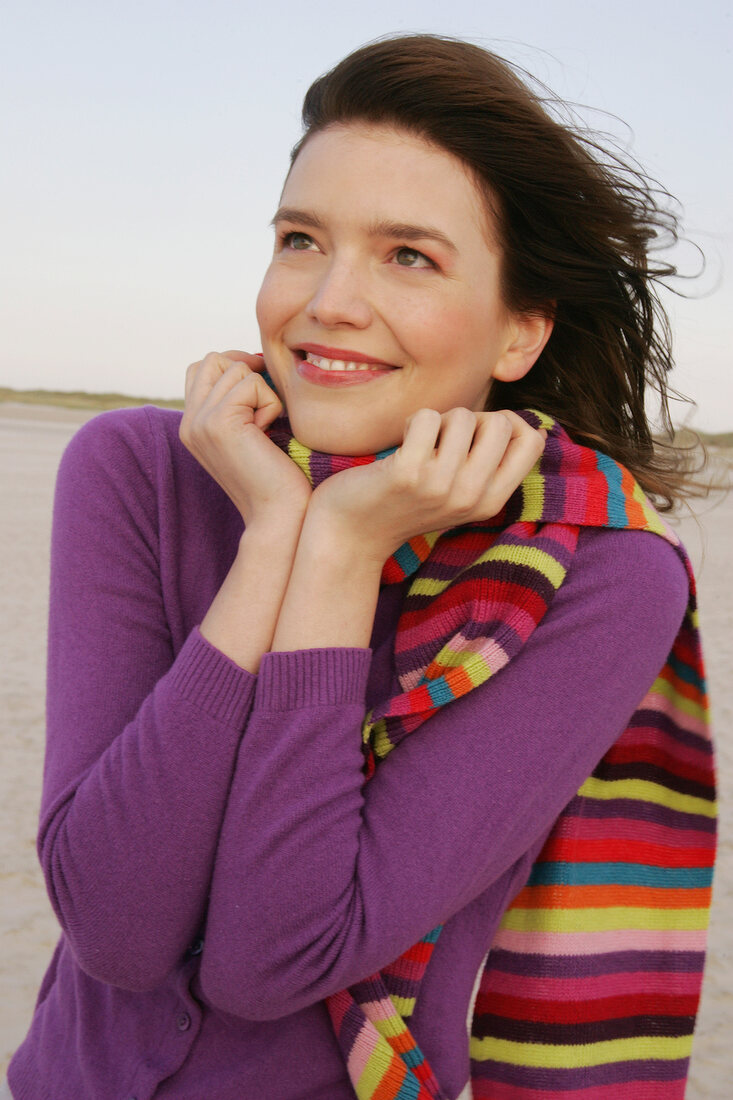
[271,207,458,254]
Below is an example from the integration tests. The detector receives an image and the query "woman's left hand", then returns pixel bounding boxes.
[306,407,545,564]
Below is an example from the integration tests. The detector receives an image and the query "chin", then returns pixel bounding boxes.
[287,415,396,457]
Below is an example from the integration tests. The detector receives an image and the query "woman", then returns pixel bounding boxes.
[7,34,715,1100]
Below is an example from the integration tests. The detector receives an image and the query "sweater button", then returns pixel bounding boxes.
[176,1012,191,1031]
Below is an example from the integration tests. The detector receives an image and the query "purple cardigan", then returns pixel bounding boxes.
[9,407,688,1100]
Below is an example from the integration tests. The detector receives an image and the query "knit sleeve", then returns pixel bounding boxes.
[38,409,257,991]
[199,526,689,1020]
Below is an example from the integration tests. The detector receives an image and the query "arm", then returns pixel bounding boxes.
[38,409,261,990]
[40,352,315,990]
[199,528,689,1019]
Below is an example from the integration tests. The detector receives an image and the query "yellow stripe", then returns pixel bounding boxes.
[481,544,567,588]
[356,1041,400,1095]
[577,775,716,818]
[409,542,566,598]
[499,905,711,933]
[410,575,452,597]
[429,647,493,676]
[287,438,314,483]
[470,1033,693,1068]
[370,719,394,760]
[391,995,416,1017]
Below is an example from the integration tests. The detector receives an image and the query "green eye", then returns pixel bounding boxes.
[288,232,313,250]
[394,247,432,268]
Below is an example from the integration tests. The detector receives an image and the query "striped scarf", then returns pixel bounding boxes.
[268,409,716,1100]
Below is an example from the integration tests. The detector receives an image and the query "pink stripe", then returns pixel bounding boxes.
[492,928,708,955]
[540,522,578,550]
[362,996,404,1023]
[612,726,714,770]
[347,1022,380,1081]
[641,692,708,736]
[481,968,703,1000]
[550,815,714,848]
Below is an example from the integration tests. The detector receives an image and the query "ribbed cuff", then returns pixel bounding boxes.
[167,627,257,727]
[255,648,372,711]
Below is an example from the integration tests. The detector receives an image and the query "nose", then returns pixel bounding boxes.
[305,257,372,329]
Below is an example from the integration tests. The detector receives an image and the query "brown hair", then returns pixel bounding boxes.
[292,34,701,509]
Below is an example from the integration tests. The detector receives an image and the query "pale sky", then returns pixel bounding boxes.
[1,0,731,429]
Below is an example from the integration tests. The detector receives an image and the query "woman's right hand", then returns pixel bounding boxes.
[180,351,312,528]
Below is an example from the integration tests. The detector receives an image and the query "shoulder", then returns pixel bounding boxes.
[546,524,689,662]
[56,405,207,498]
[60,405,181,473]
[53,406,214,543]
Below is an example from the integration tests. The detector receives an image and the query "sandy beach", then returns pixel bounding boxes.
[1,401,730,1096]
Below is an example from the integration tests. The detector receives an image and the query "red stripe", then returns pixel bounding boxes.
[476,991,700,1023]
[538,835,716,868]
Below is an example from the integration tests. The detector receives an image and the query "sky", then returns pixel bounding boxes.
[1,0,731,430]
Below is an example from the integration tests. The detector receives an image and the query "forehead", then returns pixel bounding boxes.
[282,124,496,243]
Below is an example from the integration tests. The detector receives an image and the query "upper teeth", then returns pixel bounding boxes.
[305,352,386,372]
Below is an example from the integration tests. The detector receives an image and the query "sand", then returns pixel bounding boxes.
[1,402,730,1095]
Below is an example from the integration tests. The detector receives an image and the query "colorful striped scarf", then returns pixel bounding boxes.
[268,409,716,1100]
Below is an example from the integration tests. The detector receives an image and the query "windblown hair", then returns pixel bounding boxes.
[292,34,700,508]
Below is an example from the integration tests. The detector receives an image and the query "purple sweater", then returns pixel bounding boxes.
[9,407,689,1100]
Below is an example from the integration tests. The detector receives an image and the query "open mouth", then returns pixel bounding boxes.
[295,349,397,373]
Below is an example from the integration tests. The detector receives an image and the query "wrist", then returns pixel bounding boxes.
[303,494,392,571]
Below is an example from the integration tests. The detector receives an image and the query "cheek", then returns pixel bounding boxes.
[255,266,291,338]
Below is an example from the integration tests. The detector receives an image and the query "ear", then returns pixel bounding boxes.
[492,310,554,383]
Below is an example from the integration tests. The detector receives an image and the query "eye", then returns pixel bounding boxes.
[392,246,434,269]
[280,231,318,252]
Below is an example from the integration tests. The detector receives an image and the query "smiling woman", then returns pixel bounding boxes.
[256,125,551,456]
[7,33,715,1100]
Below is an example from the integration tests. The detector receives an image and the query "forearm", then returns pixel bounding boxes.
[271,505,384,652]
[41,630,257,991]
[199,529,690,1021]
[201,513,306,672]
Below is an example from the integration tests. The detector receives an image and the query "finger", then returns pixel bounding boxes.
[188,355,270,422]
[462,410,514,475]
[478,412,545,504]
[185,352,236,412]
[203,367,282,427]
[186,351,264,408]
[432,407,480,470]
[221,351,267,372]
[398,408,443,462]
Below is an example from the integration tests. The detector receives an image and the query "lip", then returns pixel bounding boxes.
[295,353,395,388]
[296,342,397,368]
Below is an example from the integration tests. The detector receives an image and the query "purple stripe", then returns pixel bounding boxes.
[338,998,370,1054]
[629,711,713,756]
[484,949,707,978]
[473,1014,695,1044]
[593,761,714,801]
[382,972,421,1001]
[565,796,717,833]
[471,1055,690,1089]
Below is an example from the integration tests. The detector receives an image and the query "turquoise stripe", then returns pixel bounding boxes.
[423,923,443,944]
[393,1073,422,1100]
[392,541,422,578]
[527,862,713,888]
[667,650,706,691]
[595,452,629,527]
[401,1047,425,1070]
[425,676,456,706]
